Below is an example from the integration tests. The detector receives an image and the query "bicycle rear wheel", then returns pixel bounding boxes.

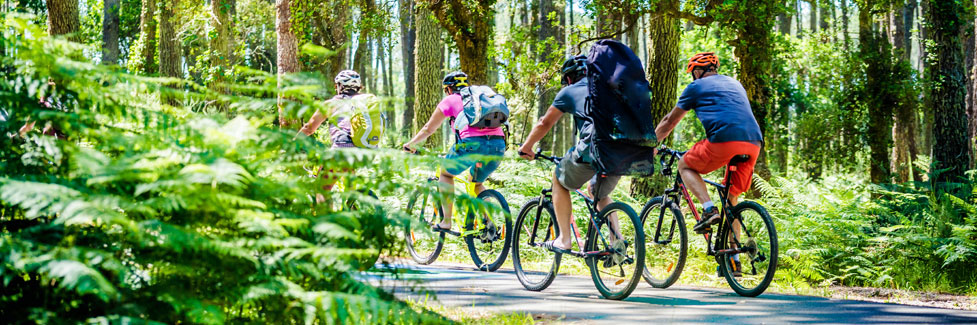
[586,202,644,300]
[512,198,561,291]
[403,183,445,265]
[640,196,687,289]
[719,201,778,297]
[465,189,512,271]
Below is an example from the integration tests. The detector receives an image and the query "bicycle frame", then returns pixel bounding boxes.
[527,156,623,260]
[433,166,490,237]
[655,153,758,258]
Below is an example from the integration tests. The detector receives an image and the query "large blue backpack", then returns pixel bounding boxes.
[585,39,657,176]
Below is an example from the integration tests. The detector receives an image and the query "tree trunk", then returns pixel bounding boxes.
[631,14,680,197]
[927,0,972,185]
[818,0,828,32]
[535,0,564,151]
[809,0,817,33]
[972,0,977,166]
[841,0,849,50]
[778,12,792,36]
[399,0,416,136]
[137,0,158,73]
[860,4,894,184]
[796,0,804,39]
[210,0,235,97]
[919,0,933,155]
[47,0,80,41]
[425,0,495,84]
[276,0,300,128]
[890,0,921,183]
[101,0,120,64]
[414,6,444,149]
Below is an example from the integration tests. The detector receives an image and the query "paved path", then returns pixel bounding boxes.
[371,262,977,324]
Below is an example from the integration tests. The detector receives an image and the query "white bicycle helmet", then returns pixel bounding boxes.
[334,70,362,94]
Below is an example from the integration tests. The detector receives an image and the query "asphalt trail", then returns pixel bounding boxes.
[371,262,977,324]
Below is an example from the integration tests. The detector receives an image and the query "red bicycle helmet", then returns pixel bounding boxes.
[686,52,719,73]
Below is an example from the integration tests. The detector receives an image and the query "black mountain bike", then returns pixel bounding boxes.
[511,149,645,300]
[640,147,778,297]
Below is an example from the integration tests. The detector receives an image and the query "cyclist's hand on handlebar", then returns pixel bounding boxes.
[402,144,417,154]
[517,143,535,161]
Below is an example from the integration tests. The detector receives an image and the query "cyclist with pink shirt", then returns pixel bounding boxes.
[403,71,506,233]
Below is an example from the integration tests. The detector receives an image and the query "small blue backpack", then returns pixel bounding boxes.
[455,85,510,132]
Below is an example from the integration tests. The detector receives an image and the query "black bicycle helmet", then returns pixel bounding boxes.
[442,71,469,90]
[561,55,588,85]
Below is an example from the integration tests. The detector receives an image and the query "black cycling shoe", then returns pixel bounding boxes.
[692,206,720,234]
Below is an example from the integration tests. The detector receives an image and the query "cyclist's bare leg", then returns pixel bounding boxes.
[729,194,742,246]
[437,169,456,229]
[678,158,713,208]
[472,182,497,228]
[551,174,574,250]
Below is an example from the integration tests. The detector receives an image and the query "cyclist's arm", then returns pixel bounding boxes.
[518,106,563,156]
[297,109,327,137]
[405,109,448,149]
[655,106,688,141]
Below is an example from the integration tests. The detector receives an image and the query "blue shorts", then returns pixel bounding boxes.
[444,136,505,183]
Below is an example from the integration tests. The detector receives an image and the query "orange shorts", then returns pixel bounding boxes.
[682,140,761,197]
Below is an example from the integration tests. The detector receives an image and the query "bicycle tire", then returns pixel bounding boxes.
[464,189,512,272]
[403,184,445,265]
[586,201,645,300]
[512,198,561,291]
[639,196,688,289]
[718,200,778,297]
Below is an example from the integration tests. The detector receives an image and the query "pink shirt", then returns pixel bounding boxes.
[438,93,505,138]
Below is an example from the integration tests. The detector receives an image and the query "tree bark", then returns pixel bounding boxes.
[276,0,300,128]
[809,0,817,33]
[631,14,681,197]
[535,0,564,151]
[796,0,804,39]
[46,0,80,41]
[967,0,977,168]
[414,6,444,149]
[818,0,828,31]
[840,0,850,50]
[860,3,895,184]
[425,0,495,83]
[926,0,972,184]
[400,0,416,136]
[919,0,933,155]
[137,0,158,73]
[210,0,236,97]
[890,0,921,183]
[778,12,792,36]
[732,3,781,180]
[101,0,120,64]
[312,3,349,79]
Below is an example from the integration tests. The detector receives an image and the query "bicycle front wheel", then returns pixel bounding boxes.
[512,198,561,291]
[640,196,687,289]
[586,202,645,300]
[403,185,445,265]
[465,189,512,271]
[719,200,778,297]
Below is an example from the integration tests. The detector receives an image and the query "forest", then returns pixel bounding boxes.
[0,0,975,323]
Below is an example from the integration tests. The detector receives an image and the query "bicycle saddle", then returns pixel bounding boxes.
[729,154,751,165]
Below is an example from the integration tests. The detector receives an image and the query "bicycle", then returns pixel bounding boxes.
[402,154,512,271]
[640,147,778,297]
[305,165,384,271]
[511,149,645,300]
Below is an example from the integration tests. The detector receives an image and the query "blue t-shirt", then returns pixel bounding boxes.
[551,77,593,158]
[676,75,763,144]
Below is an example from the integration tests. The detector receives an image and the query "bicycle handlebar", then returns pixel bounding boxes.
[657,146,686,176]
[519,148,562,165]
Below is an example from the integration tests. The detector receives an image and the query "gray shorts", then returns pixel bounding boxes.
[555,149,621,199]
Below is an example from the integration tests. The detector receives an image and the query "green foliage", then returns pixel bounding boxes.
[756,172,977,293]
[0,16,450,324]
